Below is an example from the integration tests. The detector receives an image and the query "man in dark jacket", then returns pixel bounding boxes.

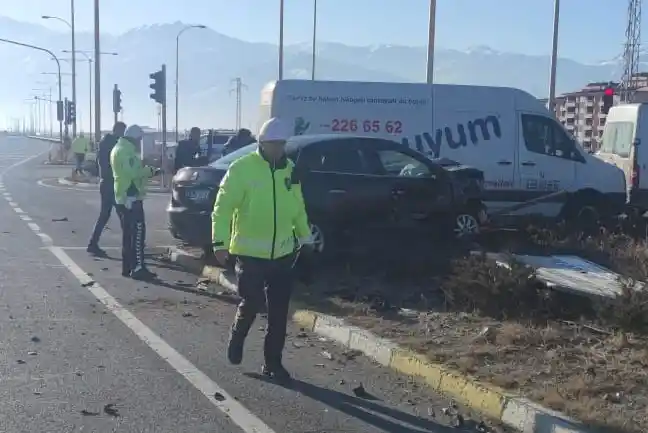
[87,121,126,257]
[222,128,255,156]
[174,127,202,173]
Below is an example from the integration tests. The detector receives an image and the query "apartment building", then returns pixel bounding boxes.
[554,73,648,150]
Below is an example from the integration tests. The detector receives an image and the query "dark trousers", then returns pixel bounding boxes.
[115,200,146,275]
[232,254,295,367]
[88,181,114,247]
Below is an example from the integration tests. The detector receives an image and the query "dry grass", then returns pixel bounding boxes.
[297,229,648,433]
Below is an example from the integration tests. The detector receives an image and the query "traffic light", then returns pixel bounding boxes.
[602,86,615,115]
[149,66,166,104]
[65,100,76,125]
[56,100,64,122]
[113,87,122,113]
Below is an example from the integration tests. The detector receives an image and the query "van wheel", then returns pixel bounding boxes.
[562,196,602,232]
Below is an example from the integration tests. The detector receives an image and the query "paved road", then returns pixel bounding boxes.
[0,136,474,432]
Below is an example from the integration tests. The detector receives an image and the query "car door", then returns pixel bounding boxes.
[296,138,396,233]
[360,139,450,228]
[517,113,580,217]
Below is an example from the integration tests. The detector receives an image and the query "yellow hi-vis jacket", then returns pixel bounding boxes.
[211,150,311,260]
[71,136,90,154]
[110,137,156,205]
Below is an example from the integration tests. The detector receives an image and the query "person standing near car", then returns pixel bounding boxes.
[174,127,202,173]
[212,117,313,381]
[111,124,158,281]
[222,128,255,156]
[87,121,126,257]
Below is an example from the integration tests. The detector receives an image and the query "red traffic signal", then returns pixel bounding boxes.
[602,86,615,115]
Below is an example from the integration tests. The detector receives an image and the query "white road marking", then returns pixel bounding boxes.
[8,201,17,207]
[36,178,168,195]
[20,215,32,221]
[13,207,24,214]
[1,151,278,433]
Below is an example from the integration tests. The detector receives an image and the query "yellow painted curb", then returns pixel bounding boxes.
[292,309,318,332]
[201,265,223,281]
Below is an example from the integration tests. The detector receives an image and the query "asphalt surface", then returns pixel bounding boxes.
[0,136,482,432]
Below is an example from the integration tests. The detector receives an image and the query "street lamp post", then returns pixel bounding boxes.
[42,10,77,138]
[0,38,64,142]
[311,0,317,80]
[548,0,560,114]
[175,24,206,142]
[426,0,436,84]
[63,50,118,143]
[279,0,285,80]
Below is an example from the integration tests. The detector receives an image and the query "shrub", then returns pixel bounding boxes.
[439,253,556,320]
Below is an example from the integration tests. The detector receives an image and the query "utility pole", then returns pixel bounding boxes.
[620,0,642,103]
[230,78,247,130]
[93,0,101,142]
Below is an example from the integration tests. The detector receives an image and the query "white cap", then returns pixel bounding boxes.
[258,117,291,142]
[124,124,143,140]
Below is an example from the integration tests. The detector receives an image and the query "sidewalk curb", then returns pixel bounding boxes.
[28,135,60,143]
[58,177,169,193]
[166,246,594,433]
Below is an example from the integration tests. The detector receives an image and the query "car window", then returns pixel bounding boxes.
[374,149,431,177]
[600,121,635,158]
[299,142,369,174]
[521,114,583,161]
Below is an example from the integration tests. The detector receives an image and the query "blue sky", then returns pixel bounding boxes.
[0,0,638,63]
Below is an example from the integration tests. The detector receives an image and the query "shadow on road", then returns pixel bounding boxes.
[244,373,461,433]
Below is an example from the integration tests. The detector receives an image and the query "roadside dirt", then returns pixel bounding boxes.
[294,229,648,433]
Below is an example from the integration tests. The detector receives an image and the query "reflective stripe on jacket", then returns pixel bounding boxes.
[110,137,155,204]
[211,149,311,260]
[71,136,89,154]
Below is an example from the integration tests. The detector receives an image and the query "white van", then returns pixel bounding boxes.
[596,104,648,211]
[259,80,626,221]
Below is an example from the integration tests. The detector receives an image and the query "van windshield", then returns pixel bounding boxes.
[600,121,635,158]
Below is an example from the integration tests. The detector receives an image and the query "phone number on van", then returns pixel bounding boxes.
[329,119,403,134]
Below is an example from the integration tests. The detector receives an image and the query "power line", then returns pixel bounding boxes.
[229,78,247,130]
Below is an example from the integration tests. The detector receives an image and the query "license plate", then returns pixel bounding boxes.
[185,189,210,201]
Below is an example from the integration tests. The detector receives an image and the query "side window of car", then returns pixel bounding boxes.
[374,149,432,178]
[521,114,583,162]
[299,143,369,174]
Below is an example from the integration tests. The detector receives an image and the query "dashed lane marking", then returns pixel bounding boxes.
[0,152,278,433]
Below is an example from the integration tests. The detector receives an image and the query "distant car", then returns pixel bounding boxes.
[167,134,487,254]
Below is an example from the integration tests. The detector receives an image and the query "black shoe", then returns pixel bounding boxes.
[130,268,157,281]
[261,364,292,382]
[87,244,108,257]
[227,334,245,365]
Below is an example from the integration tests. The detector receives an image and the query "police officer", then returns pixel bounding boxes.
[71,133,90,175]
[87,121,126,257]
[212,117,313,381]
[111,124,158,280]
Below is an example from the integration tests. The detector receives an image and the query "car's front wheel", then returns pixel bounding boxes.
[454,212,481,238]
[309,223,326,254]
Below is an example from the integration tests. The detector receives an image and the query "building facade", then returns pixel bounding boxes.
[554,73,648,150]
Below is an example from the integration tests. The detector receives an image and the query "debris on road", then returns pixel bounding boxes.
[103,403,120,417]
[321,350,333,360]
[16,359,25,364]
[81,281,95,288]
[80,409,100,416]
[30,336,40,343]
[352,383,368,399]
[51,217,68,222]
[27,351,37,356]
[213,392,225,402]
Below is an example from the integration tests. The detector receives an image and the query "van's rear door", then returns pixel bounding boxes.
[596,105,639,204]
